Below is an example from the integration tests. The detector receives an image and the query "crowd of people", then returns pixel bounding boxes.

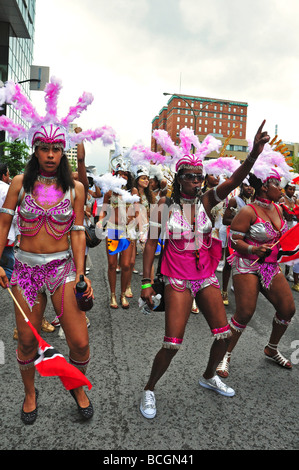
[0,78,297,424]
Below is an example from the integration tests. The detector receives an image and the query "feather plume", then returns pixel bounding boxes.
[60,92,94,128]
[44,76,63,120]
[5,81,42,125]
[93,173,139,202]
[195,134,222,159]
[69,126,116,147]
[0,115,27,141]
[203,156,241,177]
[179,127,201,154]
[152,129,181,159]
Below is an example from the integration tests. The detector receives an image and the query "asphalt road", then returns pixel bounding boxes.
[0,241,298,452]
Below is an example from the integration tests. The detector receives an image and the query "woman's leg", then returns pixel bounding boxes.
[52,282,90,408]
[119,242,134,307]
[215,273,259,378]
[196,285,232,379]
[144,285,192,391]
[125,240,136,297]
[222,247,231,305]
[13,285,47,413]
[262,271,295,366]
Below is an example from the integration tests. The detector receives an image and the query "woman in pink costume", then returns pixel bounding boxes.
[0,77,115,423]
[139,121,270,419]
[216,167,295,378]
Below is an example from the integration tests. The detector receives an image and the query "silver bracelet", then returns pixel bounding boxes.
[0,208,15,216]
[72,225,85,231]
[247,245,253,254]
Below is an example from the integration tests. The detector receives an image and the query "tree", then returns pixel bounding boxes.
[0,140,30,177]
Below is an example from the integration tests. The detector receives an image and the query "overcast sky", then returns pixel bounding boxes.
[31,0,299,174]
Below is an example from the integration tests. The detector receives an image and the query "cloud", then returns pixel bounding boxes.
[32,0,299,173]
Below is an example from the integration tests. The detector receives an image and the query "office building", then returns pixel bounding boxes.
[0,0,36,149]
[151,93,249,160]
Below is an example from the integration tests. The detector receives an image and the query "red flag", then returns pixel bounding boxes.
[26,318,92,391]
[277,223,299,265]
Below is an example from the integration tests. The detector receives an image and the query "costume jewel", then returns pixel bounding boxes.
[255,196,273,209]
[37,171,58,185]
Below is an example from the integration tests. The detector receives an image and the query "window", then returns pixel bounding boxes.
[178,101,181,106]
[185,118,188,123]
[204,128,207,133]
[219,122,222,127]
[177,117,180,122]
[198,126,202,132]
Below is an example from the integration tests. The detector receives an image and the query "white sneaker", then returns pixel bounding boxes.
[140,390,156,419]
[199,375,235,397]
[286,274,294,282]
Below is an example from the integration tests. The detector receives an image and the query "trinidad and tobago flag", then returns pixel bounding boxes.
[26,318,92,391]
[277,223,299,265]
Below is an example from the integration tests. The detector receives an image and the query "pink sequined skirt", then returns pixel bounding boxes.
[163,274,220,297]
[11,249,76,310]
[228,254,280,290]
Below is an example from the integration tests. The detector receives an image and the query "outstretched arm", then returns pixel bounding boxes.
[203,120,270,210]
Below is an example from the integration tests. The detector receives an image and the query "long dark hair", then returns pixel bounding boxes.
[23,152,74,193]
[135,176,155,204]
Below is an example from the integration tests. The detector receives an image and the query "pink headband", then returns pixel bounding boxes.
[175,154,203,172]
[32,124,66,147]
[263,168,281,183]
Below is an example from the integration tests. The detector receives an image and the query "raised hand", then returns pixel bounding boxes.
[251,120,270,159]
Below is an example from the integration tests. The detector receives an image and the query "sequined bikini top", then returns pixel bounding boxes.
[167,201,213,237]
[17,187,75,239]
[245,204,288,244]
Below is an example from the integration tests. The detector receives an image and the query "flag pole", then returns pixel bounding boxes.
[249,239,281,267]
[7,287,29,322]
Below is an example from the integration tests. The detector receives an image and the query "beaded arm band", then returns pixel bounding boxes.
[0,208,15,216]
[71,225,85,231]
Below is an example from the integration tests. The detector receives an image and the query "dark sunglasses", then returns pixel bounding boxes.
[180,173,205,182]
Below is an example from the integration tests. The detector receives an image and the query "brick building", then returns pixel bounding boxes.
[151,93,249,160]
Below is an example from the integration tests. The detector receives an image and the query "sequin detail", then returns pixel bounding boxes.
[10,254,76,310]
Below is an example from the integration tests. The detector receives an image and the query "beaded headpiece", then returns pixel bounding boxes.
[0,76,116,150]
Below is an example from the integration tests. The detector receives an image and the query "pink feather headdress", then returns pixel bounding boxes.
[247,139,294,183]
[152,127,222,172]
[0,76,116,150]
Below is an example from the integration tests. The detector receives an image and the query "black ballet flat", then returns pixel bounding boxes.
[69,389,94,420]
[21,389,39,425]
